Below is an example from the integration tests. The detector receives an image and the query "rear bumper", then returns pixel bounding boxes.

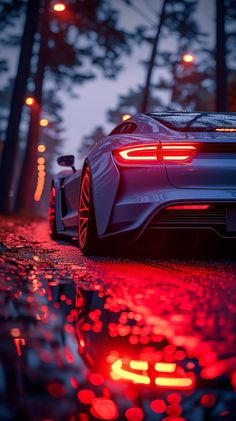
[101,188,236,241]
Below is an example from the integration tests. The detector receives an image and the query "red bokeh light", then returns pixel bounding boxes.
[166,403,182,416]
[200,393,216,407]
[150,399,166,414]
[47,382,66,397]
[77,389,95,405]
[125,407,144,421]
[90,398,118,420]
[89,373,104,386]
[167,393,181,405]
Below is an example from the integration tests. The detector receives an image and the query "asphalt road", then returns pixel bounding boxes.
[0,217,236,421]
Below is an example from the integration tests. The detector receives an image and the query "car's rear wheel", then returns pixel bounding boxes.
[78,167,101,255]
[49,183,59,239]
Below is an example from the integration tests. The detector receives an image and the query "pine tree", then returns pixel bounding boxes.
[0,0,135,214]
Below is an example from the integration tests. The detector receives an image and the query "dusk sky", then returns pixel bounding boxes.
[61,0,214,166]
[2,0,214,169]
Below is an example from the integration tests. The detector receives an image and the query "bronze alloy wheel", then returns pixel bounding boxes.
[78,168,91,249]
[49,184,58,238]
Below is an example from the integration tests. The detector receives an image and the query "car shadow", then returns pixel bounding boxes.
[56,230,236,262]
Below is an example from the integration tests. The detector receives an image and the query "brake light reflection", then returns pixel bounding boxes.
[111,359,150,384]
[155,377,193,388]
[154,362,176,372]
[110,358,194,389]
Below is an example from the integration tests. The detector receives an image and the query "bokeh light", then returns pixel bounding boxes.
[40,118,49,127]
[53,2,66,12]
[25,96,35,106]
[38,144,46,153]
[122,114,131,121]
[182,53,195,63]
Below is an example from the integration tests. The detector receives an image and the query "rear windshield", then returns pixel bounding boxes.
[148,112,236,132]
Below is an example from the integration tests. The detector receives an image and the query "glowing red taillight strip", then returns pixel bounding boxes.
[115,145,158,162]
[161,145,196,162]
[113,143,197,164]
[166,205,210,210]
[119,145,158,161]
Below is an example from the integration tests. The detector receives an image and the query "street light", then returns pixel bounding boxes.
[52,2,66,12]
[122,114,131,121]
[38,144,46,152]
[182,53,195,64]
[40,118,49,127]
[25,96,35,106]
[38,157,45,164]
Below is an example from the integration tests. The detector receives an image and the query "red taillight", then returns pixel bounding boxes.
[160,144,196,162]
[113,143,197,164]
[113,145,159,163]
[166,205,210,210]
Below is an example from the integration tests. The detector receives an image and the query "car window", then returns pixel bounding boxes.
[109,122,137,135]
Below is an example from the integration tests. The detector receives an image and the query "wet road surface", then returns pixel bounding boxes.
[0,217,236,420]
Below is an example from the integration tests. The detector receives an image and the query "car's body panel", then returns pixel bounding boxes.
[107,188,236,238]
[160,132,236,190]
[52,112,236,243]
[62,170,82,227]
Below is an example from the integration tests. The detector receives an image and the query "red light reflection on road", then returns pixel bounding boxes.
[111,359,150,384]
[1,218,236,420]
[13,337,26,356]
[110,357,194,389]
[90,398,118,420]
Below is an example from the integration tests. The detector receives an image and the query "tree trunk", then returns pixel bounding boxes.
[140,0,168,113]
[15,1,49,213]
[0,0,41,214]
[216,0,227,111]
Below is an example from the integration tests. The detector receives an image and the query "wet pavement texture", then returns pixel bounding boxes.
[0,217,236,421]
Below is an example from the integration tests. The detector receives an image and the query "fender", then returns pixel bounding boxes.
[86,147,120,236]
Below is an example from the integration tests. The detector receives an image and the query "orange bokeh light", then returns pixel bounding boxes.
[122,114,131,121]
[37,164,45,171]
[182,53,195,63]
[40,118,48,127]
[25,97,35,106]
[53,3,66,12]
[38,144,46,152]
[34,156,46,201]
[11,328,21,337]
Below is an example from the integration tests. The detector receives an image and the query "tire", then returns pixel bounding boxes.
[49,183,59,239]
[78,166,101,255]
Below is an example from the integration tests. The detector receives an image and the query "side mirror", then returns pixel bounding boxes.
[57,155,76,172]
